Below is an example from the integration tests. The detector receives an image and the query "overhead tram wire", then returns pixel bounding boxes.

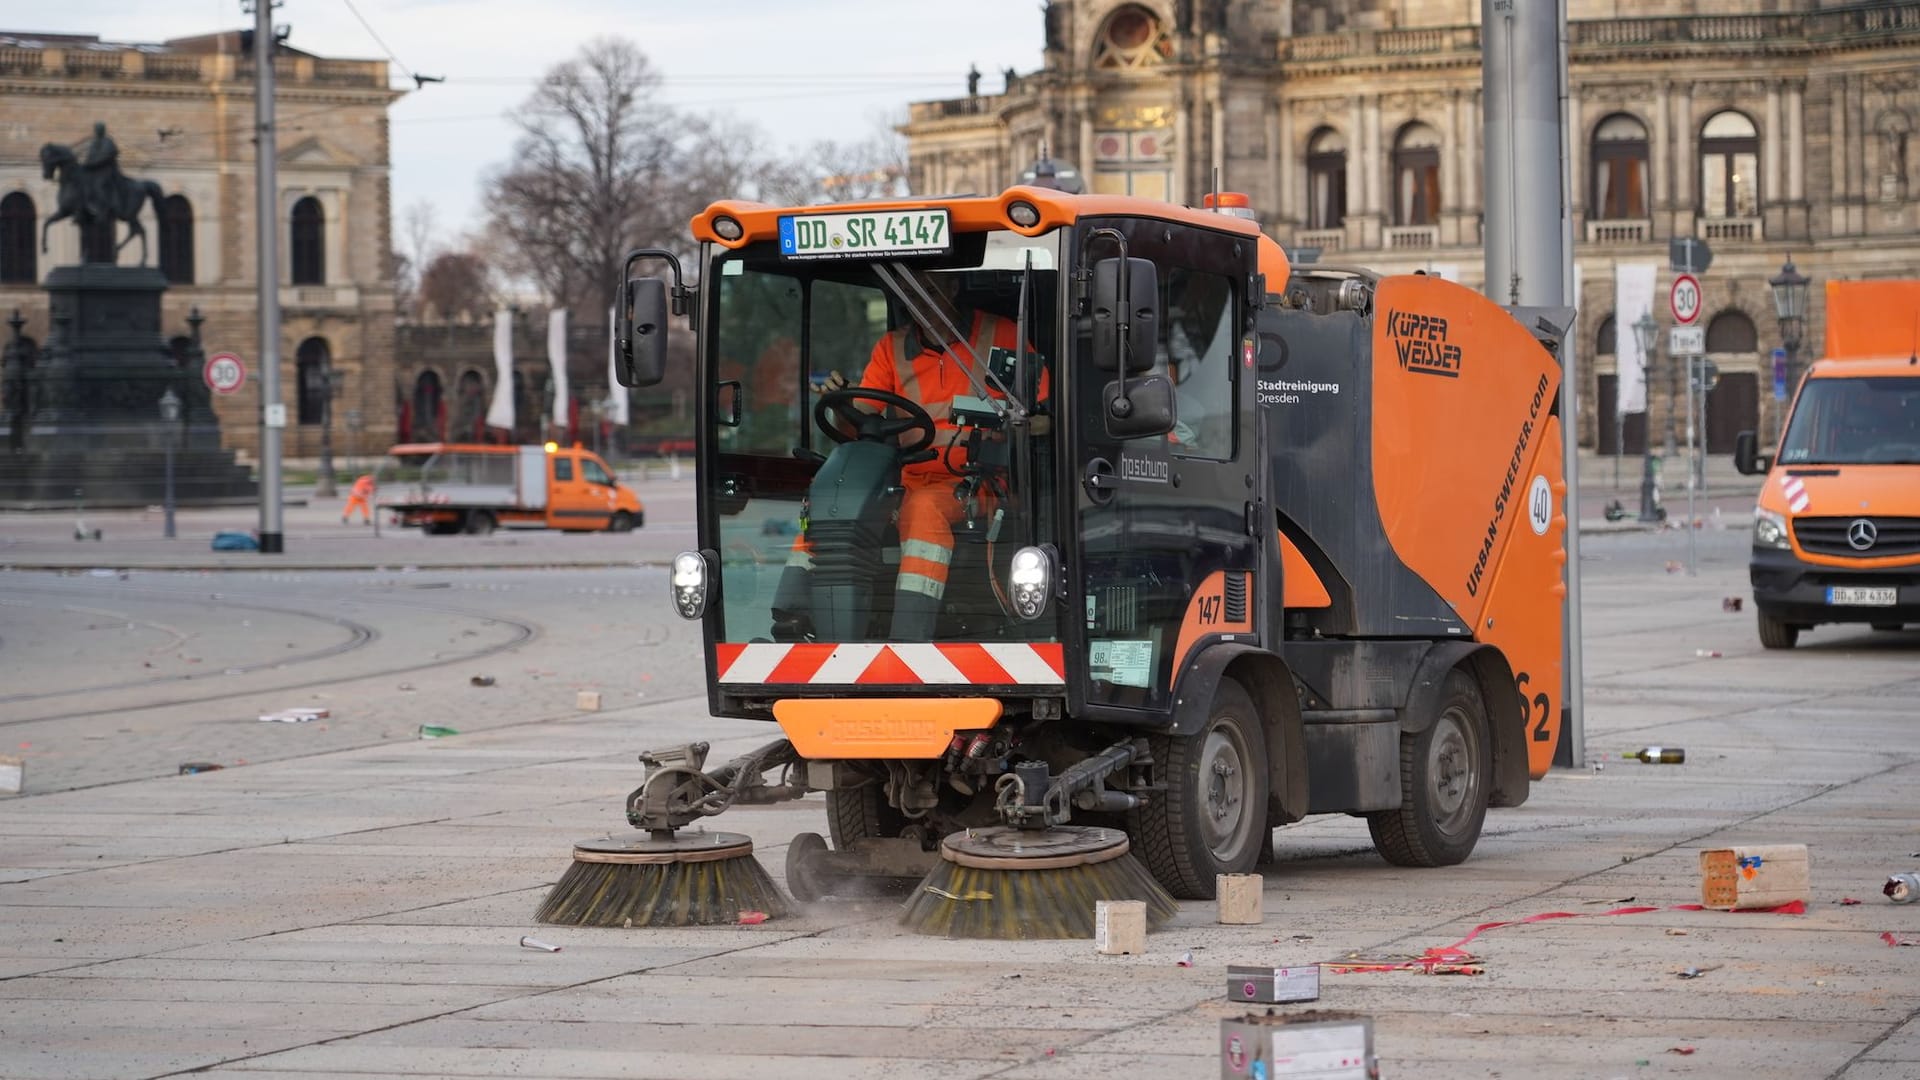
[340,0,442,88]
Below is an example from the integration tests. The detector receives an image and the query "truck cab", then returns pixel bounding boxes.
[1735,283,1920,646]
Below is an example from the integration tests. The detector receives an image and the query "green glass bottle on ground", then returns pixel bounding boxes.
[1623,747,1684,764]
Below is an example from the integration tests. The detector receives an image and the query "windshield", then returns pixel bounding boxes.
[703,227,1061,647]
[1778,375,1920,465]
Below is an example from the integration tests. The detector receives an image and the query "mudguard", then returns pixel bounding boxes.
[1169,643,1309,825]
[1401,641,1529,809]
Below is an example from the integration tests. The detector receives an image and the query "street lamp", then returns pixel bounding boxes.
[1633,312,1664,523]
[158,386,181,539]
[1769,254,1811,393]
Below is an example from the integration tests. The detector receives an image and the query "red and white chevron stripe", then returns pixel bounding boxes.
[715,642,1066,686]
[1779,474,1810,513]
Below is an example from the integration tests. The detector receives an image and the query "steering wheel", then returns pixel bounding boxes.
[814,387,938,454]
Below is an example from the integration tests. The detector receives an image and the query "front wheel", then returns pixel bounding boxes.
[1757,611,1800,649]
[1128,677,1270,900]
[607,511,634,533]
[1368,670,1490,868]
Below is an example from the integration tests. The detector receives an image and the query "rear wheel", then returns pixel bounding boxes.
[1757,611,1800,649]
[1368,670,1490,868]
[463,510,496,536]
[1129,677,1269,900]
[826,782,911,849]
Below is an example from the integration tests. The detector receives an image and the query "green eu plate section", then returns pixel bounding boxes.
[778,209,951,261]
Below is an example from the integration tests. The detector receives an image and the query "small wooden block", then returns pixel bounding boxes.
[1700,844,1810,910]
[576,690,603,712]
[0,754,21,795]
[1095,899,1147,955]
[1217,873,1264,924]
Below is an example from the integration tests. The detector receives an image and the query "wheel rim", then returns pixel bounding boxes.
[1199,717,1255,861]
[1426,704,1482,839]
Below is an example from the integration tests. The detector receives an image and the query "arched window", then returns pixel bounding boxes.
[295,337,331,425]
[1591,114,1649,220]
[0,192,35,284]
[1392,122,1442,226]
[158,195,194,285]
[1699,111,1759,218]
[1305,127,1348,230]
[1705,310,1758,353]
[411,370,445,441]
[1092,4,1171,69]
[290,196,325,285]
[1597,314,1616,356]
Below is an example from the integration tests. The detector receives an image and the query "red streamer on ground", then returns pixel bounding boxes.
[1327,901,1805,974]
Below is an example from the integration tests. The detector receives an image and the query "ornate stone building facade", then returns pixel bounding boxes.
[0,30,402,459]
[905,0,1920,451]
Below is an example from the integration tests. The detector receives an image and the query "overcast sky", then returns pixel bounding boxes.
[21,0,1044,240]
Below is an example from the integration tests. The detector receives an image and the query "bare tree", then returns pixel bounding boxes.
[418,250,494,324]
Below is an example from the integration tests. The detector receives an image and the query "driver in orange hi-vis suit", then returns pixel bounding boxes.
[773,271,1049,642]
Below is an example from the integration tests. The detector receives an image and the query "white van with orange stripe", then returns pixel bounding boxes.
[1736,281,1920,647]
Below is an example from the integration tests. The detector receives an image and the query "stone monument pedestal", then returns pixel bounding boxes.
[0,265,256,509]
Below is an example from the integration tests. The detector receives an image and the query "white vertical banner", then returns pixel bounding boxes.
[547,309,569,430]
[1614,262,1657,416]
[485,308,515,432]
[606,305,629,424]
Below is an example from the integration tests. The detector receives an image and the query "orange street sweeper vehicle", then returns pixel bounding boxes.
[1734,279,1920,648]
[611,186,1569,901]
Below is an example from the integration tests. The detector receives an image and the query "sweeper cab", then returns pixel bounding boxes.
[606,187,1569,908]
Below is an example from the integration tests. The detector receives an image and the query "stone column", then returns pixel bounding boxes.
[1463,90,1479,213]
[1764,81,1782,209]
[1078,100,1095,183]
[1364,94,1382,217]
[1829,73,1850,235]
[1347,94,1364,244]
[1273,96,1292,224]
[1566,83,1583,216]
[1673,82,1694,225]
[1849,74,1867,226]
[1443,90,1462,212]
[1173,90,1191,205]
[1653,82,1671,210]
[1211,92,1227,189]
[1787,80,1805,202]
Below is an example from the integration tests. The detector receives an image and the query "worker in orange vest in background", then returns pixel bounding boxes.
[774,269,1048,642]
[342,473,375,525]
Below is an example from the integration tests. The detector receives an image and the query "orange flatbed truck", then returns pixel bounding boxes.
[608,186,1569,899]
[376,442,644,535]
[1736,280,1920,647]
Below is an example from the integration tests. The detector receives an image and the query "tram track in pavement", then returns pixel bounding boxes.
[0,575,542,727]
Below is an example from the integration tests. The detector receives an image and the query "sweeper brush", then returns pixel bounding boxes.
[900,825,1177,939]
[535,741,805,928]
[535,832,789,927]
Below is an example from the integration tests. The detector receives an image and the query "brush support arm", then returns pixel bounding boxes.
[626,739,806,832]
[994,738,1143,829]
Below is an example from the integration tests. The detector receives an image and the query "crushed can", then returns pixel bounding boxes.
[1886,873,1920,904]
[1228,964,1321,1004]
[1221,1009,1377,1079]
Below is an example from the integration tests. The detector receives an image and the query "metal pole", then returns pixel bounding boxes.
[1554,0,1584,768]
[253,0,284,554]
[1684,352,1697,574]
[163,439,176,539]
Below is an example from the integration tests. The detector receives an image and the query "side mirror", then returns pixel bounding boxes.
[1102,374,1175,440]
[1732,430,1771,476]
[1090,256,1160,373]
[617,277,669,387]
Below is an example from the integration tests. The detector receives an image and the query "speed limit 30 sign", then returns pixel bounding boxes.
[204,352,247,395]
[1670,274,1703,325]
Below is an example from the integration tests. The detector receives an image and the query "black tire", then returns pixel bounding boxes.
[1128,676,1270,900]
[463,511,496,536]
[424,520,459,536]
[607,511,635,533]
[785,831,830,903]
[1872,623,1905,633]
[1367,670,1491,868]
[1757,611,1800,649]
[826,783,910,849]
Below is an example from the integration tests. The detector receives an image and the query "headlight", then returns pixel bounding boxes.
[670,550,709,619]
[712,215,744,241]
[1008,545,1052,621]
[1753,508,1790,550]
[1006,200,1041,228]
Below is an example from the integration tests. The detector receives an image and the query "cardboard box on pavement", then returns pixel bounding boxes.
[1094,899,1146,955]
[1228,964,1321,1004]
[0,754,21,795]
[576,690,602,712]
[1221,1009,1376,1079]
[1700,844,1810,910]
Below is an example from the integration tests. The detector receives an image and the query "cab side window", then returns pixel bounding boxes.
[552,456,575,482]
[582,458,613,486]
[1163,267,1236,460]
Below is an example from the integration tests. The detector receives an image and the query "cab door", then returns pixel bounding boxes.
[1070,219,1260,720]
[547,451,608,530]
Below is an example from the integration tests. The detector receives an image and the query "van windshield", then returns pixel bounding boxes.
[1778,376,1920,465]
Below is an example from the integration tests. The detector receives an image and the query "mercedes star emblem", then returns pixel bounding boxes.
[1847,518,1878,551]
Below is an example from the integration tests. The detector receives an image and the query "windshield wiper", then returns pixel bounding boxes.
[873,261,1027,422]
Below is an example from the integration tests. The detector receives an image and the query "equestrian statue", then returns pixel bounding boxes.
[39,123,165,266]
